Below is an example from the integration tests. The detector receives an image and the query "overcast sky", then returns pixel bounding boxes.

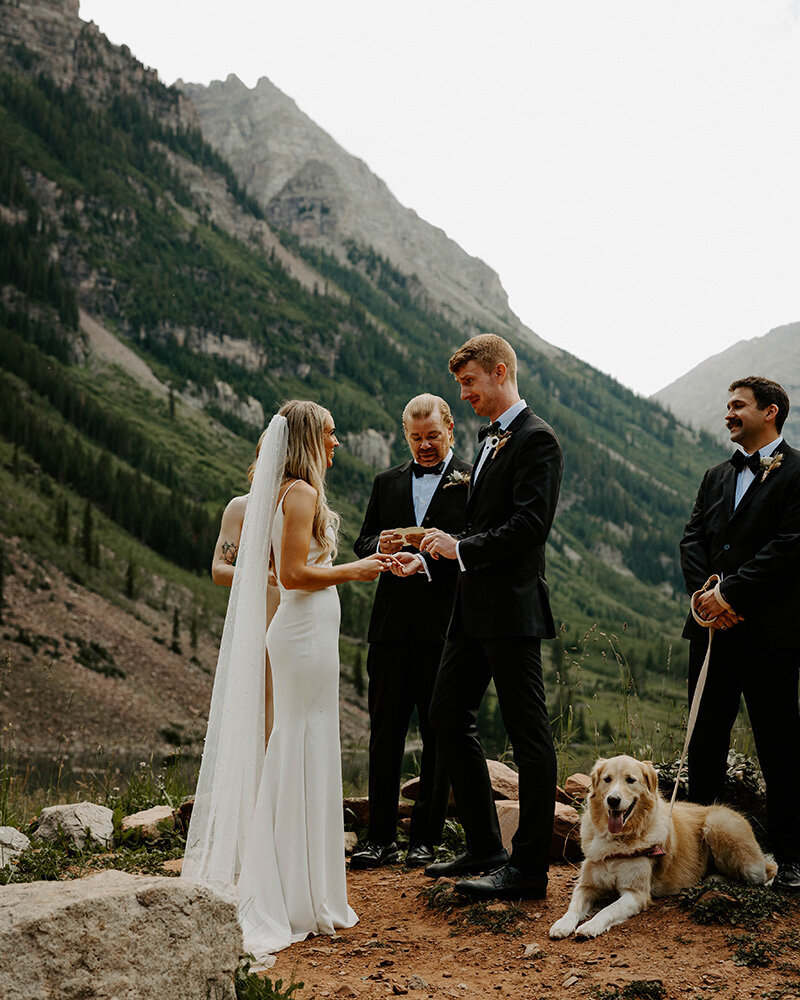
[79,0,800,396]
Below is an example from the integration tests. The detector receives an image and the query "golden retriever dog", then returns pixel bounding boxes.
[549,755,777,939]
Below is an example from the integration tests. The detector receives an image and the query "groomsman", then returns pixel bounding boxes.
[350,394,472,870]
[680,376,800,892]
[397,334,563,900]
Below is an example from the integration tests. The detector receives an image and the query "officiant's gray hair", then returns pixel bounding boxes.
[402,393,453,431]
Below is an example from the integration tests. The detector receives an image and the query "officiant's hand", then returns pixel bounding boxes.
[419,528,457,560]
[378,530,404,554]
[388,552,424,577]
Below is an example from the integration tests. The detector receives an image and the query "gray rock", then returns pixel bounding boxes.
[407,974,430,990]
[35,801,114,849]
[0,869,242,1000]
[0,827,30,868]
[121,805,175,839]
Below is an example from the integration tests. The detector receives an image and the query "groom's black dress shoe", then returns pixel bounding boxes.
[424,849,509,878]
[454,864,547,900]
[774,860,800,892]
[349,841,400,870]
[405,843,435,868]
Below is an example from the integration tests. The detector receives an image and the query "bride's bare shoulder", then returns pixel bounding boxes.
[280,478,317,510]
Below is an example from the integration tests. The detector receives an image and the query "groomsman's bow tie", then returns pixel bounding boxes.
[477,420,502,443]
[412,461,445,478]
[730,450,761,474]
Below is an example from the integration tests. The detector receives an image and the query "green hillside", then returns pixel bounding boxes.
[0,28,730,764]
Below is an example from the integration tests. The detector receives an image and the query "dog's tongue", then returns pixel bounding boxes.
[608,811,625,834]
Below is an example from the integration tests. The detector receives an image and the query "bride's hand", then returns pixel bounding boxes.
[350,553,396,581]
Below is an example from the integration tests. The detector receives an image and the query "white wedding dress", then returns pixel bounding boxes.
[236,483,358,961]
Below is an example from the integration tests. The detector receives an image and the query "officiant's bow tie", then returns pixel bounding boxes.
[477,420,502,443]
[412,461,445,478]
[730,450,761,474]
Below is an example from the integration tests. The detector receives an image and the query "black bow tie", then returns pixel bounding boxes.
[412,461,445,478]
[730,450,761,474]
[477,420,501,444]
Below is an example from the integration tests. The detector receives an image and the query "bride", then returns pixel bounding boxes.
[183,400,394,964]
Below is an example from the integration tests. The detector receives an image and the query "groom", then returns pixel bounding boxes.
[413,333,563,900]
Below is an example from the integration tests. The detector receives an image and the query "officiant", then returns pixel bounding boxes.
[351,393,472,870]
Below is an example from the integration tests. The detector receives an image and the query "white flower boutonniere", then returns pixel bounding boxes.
[760,452,784,482]
[489,429,513,460]
[443,469,470,489]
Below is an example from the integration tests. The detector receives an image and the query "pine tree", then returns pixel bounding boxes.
[0,540,5,625]
[81,499,93,565]
[125,555,135,599]
[171,606,182,654]
[55,497,69,544]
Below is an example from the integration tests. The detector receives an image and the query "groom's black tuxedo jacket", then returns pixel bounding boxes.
[453,406,563,640]
[354,455,472,643]
[680,442,800,649]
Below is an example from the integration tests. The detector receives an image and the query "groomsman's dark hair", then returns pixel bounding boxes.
[448,334,517,383]
[729,376,790,432]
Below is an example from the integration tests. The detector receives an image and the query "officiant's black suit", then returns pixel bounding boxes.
[429,407,563,876]
[354,454,472,847]
[680,443,800,863]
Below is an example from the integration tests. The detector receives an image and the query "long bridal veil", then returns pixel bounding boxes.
[182,414,288,888]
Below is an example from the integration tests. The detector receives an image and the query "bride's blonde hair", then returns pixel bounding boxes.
[257,399,338,562]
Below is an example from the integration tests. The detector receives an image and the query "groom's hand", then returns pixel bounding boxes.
[420,528,457,560]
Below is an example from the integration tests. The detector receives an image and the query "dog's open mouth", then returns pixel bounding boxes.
[607,800,636,834]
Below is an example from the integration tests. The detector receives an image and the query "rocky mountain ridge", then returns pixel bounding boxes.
[654,321,800,445]
[179,74,559,359]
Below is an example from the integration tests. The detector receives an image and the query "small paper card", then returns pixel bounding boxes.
[394,526,427,547]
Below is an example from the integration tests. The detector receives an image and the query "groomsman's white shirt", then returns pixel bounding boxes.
[734,435,782,508]
[456,399,528,572]
[413,449,453,524]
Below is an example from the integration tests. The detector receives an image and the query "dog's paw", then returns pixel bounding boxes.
[575,918,605,939]
[549,915,579,939]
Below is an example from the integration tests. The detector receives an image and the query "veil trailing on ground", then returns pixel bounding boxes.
[182,413,288,888]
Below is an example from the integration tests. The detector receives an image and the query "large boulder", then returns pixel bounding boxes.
[121,805,175,840]
[0,827,30,868]
[0,869,242,1000]
[35,802,113,850]
[402,758,519,804]
[494,800,582,861]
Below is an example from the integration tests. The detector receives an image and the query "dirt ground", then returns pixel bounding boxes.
[268,863,800,1000]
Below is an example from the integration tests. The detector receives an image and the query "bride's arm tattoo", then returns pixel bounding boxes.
[220,541,239,565]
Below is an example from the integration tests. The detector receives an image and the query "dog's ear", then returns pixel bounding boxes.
[590,758,607,790]
[641,761,658,793]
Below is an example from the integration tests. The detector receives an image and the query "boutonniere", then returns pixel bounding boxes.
[489,429,512,459]
[443,469,470,489]
[760,452,784,482]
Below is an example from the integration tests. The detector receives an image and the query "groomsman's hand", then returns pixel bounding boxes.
[696,589,744,629]
[420,528,457,560]
[389,552,424,577]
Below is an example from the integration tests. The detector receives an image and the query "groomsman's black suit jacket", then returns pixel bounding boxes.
[680,442,800,649]
[354,455,472,642]
[454,406,562,640]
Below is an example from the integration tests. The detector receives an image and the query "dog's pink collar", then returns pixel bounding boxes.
[604,844,666,862]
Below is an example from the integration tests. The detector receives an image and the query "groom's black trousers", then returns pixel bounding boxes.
[687,630,800,863]
[429,620,556,875]
[366,640,450,846]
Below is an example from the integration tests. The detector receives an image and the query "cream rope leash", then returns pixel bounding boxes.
[668,573,721,815]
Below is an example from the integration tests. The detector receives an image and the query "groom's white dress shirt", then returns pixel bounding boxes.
[455,399,527,573]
